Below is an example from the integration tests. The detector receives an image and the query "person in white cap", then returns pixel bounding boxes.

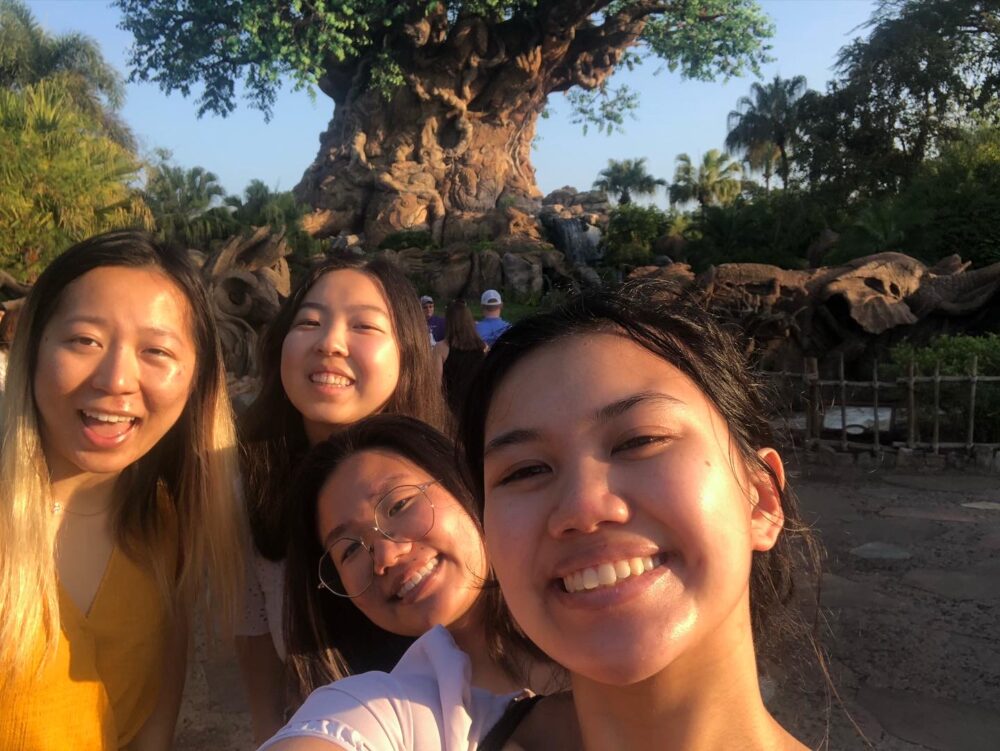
[475,289,511,347]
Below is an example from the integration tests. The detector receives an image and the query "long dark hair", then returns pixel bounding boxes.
[283,415,522,699]
[241,257,449,560]
[444,299,484,351]
[458,279,826,677]
[0,230,243,674]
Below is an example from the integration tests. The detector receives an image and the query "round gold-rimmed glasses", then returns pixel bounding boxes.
[317,481,437,598]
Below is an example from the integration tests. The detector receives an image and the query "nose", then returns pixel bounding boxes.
[547,457,630,537]
[371,536,414,575]
[91,345,140,395]
[314,321,348,356]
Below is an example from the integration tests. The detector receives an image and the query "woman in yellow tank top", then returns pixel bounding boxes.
[0,231,245,750]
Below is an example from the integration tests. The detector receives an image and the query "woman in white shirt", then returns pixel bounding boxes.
[262,415,571,751]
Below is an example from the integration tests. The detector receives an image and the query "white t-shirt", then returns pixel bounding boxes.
[238,549,286,659]
[259,626,518,751]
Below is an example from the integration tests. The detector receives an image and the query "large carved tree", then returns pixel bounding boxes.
[119,1,771,244]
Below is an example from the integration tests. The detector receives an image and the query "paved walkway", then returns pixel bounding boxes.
[176,469,1000,750]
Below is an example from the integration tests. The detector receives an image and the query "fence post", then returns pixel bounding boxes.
[907,358,916,449]
[872,359,881,454]
[967,355,978,452]
[932,360,940,455]
[839,353,848,452]
[807,357,820,450]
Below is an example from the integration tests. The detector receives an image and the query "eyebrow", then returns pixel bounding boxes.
[484,391,685,458]
[321,472,411,546]
[298,302,389,316]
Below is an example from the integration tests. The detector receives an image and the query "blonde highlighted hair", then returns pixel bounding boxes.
[0,230,245,679]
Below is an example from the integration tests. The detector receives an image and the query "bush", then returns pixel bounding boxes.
[685,189,833,270]
[602,204,669,267]
[889,335,1000,443]
[378,229,437,251]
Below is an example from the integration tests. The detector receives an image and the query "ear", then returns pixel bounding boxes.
[749,447,785,552]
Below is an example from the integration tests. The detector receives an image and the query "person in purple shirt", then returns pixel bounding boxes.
[475,289,511,347]
[420,295,446,343]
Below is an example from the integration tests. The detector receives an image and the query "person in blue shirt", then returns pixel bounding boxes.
[420,295,446,343]
[475,289,511,347]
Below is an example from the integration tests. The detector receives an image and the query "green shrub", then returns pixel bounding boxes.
[602,204,668,267]
[889,335,1000,443]
[378,229,437,251]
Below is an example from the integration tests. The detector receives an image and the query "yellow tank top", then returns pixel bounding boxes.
[0,545,171,750]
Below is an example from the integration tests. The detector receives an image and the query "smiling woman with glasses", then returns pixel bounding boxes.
[317,480,438,598]
[264,414,574,751]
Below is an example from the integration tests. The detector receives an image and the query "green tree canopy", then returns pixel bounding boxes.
[796,0,1000,198]
[118,0,773,121]
[0,80,151,279]
[592,157,665,205]
[0,0,134,147]
[724,74,808,188]
[669,149,742,209]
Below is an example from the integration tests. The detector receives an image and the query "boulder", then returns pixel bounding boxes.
[502,252,543,300]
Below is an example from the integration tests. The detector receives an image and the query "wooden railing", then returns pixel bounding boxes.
[762,355,1000,455]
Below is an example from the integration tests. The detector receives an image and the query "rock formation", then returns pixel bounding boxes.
[630,251,1000,370]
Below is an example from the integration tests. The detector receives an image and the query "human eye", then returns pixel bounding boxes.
[383,490,418,518]
[611,433,672,456]
[338,539,363,563]
[496,463,550,486]
[144,345,176,359]
[352,318,385,333]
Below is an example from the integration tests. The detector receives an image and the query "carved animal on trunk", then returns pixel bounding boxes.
[196,227,293,377]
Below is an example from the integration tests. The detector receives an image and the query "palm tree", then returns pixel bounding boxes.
[669,150,743,210]
[143,159,234,248]
[593,158,666,205]
[0,0,133,147]
[725,75,809,189]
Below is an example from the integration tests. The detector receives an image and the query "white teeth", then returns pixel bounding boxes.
[311,373,352,386]
[397,557,439,598]
[82,410,135,424]
[562,554,665,594]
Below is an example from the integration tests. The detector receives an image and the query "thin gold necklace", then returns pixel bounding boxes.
[51,501,111,516]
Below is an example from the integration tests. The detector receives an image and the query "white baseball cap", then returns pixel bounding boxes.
[480,289,502,305]
[420,295,434,304]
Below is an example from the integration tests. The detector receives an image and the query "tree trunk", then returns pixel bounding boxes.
[296,8,656,247]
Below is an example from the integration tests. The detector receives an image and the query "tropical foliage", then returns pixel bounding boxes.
[142,157,232,248]
[669,150,742,209]
[0,80,151,278]
[725,75,808,188]
[592,158,665,205]
[0,0,133,146]
[602,204,671,266]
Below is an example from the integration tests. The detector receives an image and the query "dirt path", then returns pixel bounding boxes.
[176,468,1000,751]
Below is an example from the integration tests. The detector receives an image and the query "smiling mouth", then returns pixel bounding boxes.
[80,410,139,438]
[310,373,354,387]
[561,553,667,594]
[396,556,440,599]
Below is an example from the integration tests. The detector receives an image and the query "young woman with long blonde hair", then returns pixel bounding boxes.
[0,230,245,750]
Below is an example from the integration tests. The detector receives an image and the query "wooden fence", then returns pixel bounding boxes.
[762,354,1000,455]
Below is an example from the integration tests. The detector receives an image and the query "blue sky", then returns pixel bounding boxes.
[29,0,877,200]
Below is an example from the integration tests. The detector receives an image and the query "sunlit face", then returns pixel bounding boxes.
[280,270,401,444]
[316,449,488,637]
[33,266,198,482]
[482,333,784,686]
